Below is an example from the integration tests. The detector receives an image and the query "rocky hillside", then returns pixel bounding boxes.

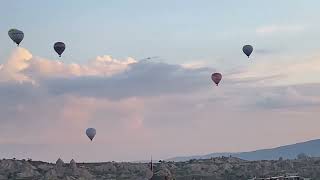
[0,156,319,179]
[167,139,320,162]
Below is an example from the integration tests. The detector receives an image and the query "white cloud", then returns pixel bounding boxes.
[27,55,137,78]
[256,25,305,35]
[0,48,138,85]
[0,48,34,83]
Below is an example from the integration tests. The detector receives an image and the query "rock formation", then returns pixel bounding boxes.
[0,157,317,179]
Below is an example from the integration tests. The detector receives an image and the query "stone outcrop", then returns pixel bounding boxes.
[0,157,317,179]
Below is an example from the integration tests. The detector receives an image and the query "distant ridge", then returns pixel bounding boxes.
[166,139,320,162]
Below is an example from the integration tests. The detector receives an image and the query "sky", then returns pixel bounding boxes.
[0,0,320,162]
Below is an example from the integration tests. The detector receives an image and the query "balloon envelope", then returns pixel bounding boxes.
[211,73,222,86]
[8,29,24,46]
[243,45,253,58]
[54,42,66,57]
[86,128,96,141]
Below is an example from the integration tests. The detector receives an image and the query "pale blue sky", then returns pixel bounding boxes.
[1,0,320,66]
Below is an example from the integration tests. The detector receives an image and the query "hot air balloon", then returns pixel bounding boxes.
[8,29,24,46]
[211,73,222,86]
[86,128,96,141]
[54,42,66,57]
[243,45,253,58]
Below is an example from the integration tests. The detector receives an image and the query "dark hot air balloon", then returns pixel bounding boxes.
[86,128,96,141]
[8,29,24,46]
[211,73,222,86]
[54,42,66,57]
[243,45,253,58]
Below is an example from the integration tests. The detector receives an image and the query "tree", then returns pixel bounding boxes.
[297,153,309,160]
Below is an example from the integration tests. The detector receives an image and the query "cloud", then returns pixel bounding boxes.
[256,25,305,35]
[0,48,34,83]
[0,48,212,100]
[41,62,211,100]
[181,61,207,69]
[1,48,320,162]
[252,86,320,109]
[0,48,137,85]
[2,47,320,110]
[228,53,320,86]
[26,55,136,78]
